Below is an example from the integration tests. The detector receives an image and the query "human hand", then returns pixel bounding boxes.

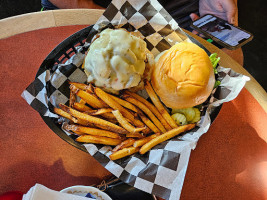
[199,0,238,25]
[190,0,238,36]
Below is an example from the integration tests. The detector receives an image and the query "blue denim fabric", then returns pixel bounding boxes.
[41,0,58,10]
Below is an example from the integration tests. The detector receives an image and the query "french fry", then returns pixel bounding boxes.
[70,130,85,135]
[79,99,86,105]
[81,60,85,69]
[70,84,108,109]
[139,124,195,154]
[126,132,144,138]
[101,112,117,120]
[112,110,146,133]
[54,107,92,126]
[58,102,94,127]
[123,96,166,133]
[73,102,116,120]
[94,87,148,132]
[138,110,160,134]
[62,123,87,135]
[124,91,172,131]
[69,82,94,93]
[54,107,77,123]
[110,95,138,112]
[112,138,135,152]
[145,81,178,129]
[69,88,76,108]
[59,104,127,134]
[110,146,140,160]
[64,124,121,139]
[86,108,113,115]
[133,133,160,147]
[77,89,108,109]
[73,102,93,112]
[76,135,122,146]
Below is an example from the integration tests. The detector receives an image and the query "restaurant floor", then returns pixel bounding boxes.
[0,0,266,90]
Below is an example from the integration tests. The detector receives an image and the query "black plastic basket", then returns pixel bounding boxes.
[37,25,222,153]
[36,26,94,153]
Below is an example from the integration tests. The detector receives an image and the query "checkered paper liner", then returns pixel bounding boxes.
[21,0,250,199]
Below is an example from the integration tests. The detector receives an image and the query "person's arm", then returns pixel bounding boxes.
[49,0,104,9]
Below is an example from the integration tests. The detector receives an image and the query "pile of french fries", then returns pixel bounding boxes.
[54,80,195,160]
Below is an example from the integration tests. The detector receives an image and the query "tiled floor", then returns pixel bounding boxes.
[0,0,266,90]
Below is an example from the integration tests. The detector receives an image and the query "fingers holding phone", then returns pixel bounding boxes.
[199,0,238,26]
[190,14,253,50]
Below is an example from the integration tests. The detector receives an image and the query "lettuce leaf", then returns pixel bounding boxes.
[209,53,220,74]
[209,53,221,87]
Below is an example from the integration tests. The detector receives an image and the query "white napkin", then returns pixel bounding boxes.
[23,184,95,200]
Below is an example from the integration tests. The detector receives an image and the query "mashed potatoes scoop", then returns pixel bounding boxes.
[84,28,154,94]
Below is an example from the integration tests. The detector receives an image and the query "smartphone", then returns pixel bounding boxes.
[190,14,253,49]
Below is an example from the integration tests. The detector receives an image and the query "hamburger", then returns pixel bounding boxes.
[151,42,215,109]
[83,28,154,94]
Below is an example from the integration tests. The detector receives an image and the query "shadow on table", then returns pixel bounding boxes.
[181,100,267,200]
[0,158,111,194]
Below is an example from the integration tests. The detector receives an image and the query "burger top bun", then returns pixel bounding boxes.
[151,42,215,109]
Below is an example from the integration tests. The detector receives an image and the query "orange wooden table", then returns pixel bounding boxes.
[0,9,266,200]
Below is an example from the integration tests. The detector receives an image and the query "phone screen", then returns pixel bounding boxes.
[192,14,252,48]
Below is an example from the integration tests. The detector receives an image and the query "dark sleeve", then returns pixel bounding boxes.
[93,0,111,8]
[93,0,199,30]
[41,0,59,10]
[159,0,199,30]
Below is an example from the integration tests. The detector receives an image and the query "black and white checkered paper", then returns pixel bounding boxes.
[22,1,250,199]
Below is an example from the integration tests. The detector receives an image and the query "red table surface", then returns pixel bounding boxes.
[0,25,266,200]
